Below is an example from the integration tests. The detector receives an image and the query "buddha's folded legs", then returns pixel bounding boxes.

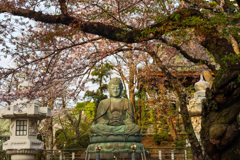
[90,123,141,134]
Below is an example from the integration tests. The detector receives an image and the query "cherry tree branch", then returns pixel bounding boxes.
[57,113,69,141]
[0,37,102,78]
[59,0,68,15]
[159,38,217,72]
[0,4,238,70]
[119,0,143,13]
[0,8,207,43]
[111,55,130,84]
[91,3,134,30]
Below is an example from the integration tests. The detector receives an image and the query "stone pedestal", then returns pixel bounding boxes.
[0,81,51,160]
[87,134,144,159]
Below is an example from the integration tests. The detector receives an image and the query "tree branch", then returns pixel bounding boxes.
[91,3,134,30]
[1,8,207,43]
[159,38,217,72]
[65,110,76,128]
[59,0,68,15]
[1,5,238,81]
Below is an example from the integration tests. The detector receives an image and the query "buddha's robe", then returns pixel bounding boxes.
[90,98,140,134]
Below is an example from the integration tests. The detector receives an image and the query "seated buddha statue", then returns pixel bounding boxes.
[90,78,141,134]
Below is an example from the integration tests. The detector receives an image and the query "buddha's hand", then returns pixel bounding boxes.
[108,120,125,126]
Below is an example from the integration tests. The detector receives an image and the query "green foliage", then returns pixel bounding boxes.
[153,131,169,145]
[90,63,113,87]
[34,134,45,160]
[140,28,157,39]
[135,89,157,133]
[75,102,96,120]
[208,1,217,7]
[174,139,186,149]
[238,113,240,124]
[0,152,7,159]
[221,53,240,66]
[54,102,94,149]
[207,9,239,38]
[64,134,90,149]
[55,126,90,149]
[183,16,207,27]
[170,13,182,21]
[55,129,65,149]
[35,150,44,159]
[84,62,113,107]
[84,90,108,108]
[136,101,156,133]
[135,88,148,102]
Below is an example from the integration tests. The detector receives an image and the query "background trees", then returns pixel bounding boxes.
[0,0,239,159]
[53,102,95,149]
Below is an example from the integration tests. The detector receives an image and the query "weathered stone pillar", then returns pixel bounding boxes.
[0,81,51,160]
[187,74,210,143]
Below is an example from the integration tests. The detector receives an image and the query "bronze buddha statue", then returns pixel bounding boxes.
[90,78,140,134]
[87,78,143,155]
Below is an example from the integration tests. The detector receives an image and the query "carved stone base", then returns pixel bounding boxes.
[6,149,40,160]
[3,139,44,150]
[11,155,34,160]
[90,133,142,143]
[6,149,40,155]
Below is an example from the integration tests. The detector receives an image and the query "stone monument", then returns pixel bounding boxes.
[187,74,210,143]
[86,78,145,159]
[0,81,51,160]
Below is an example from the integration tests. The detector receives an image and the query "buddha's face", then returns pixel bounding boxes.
[109,84,122,98]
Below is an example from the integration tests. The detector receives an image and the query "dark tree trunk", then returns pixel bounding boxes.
[129,85,137,122]
[44,99,55,160]
[199,24,240,159]
[45,117,53,160]
[201,70,240,160]
[129,65,138,123]
[166,117,178,141]
[178,93,205,160]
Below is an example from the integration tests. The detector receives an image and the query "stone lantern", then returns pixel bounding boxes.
[0,81,51,160]
[187,73,210,143]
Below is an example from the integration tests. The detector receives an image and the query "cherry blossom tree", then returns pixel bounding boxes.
[109,51,152,122]
[0,0,240,159]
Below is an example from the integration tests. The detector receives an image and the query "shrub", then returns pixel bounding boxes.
[174,140,186,148]
[153,131,169,145]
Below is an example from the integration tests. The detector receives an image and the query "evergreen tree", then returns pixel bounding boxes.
[84,63,113,107]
